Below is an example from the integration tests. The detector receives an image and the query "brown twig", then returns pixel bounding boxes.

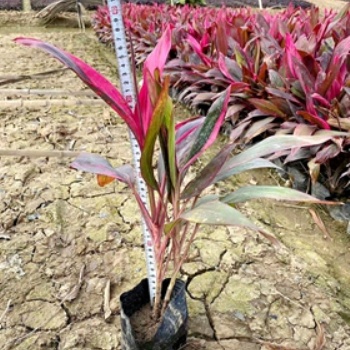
[0,99,104,109]
[104,280,112,320]
[0,88,95,97]
[0,149,81,158]
[0,300,12,327]
[0,68,68,86]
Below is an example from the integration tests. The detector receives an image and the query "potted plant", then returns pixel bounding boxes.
[15,28,337,349]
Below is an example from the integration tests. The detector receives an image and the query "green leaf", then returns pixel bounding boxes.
[163,95,177,188]
[268,69,285,88]
[216,135,347,181]
[243,117,277,142]
[214,158,281,183]
[181,199,259,230]
[221,186,332,204]
[141,78,172,189]
[181,143,235,200]
[184,88,230,168]
[164,219,181,235]
[234,46,246,68]
[195,194,220,205]
[181,198,280,245]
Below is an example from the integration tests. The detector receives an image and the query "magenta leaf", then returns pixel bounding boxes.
[175,117,204,166]
[296,111,330,130]
[187,34,212,66]
[218,54,236,83]
[222,186,334,205]
[175,117,204,145]
[182,87,231,170]
[71,153,135,186]
[317,36,350,97]
[265,88,300,103]
[14,37,144,147]
[138,27,173,137]
[311,93,331,108]
[143,26,172,80]
[315,143,341,163]
[285,33,300,78]
[291,56,315,95]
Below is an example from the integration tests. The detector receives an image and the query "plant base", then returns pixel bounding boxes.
[120,278,188,350]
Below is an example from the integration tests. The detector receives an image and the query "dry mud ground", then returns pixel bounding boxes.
[1,4,350,350]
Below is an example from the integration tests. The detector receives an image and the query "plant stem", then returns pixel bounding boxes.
[179,197,199,253]
[148,185,157,220]
[153,252,164,320]
[171,190,181,268]
[160,273,177,317]
[160,223,199,317]
[131,187,155,237]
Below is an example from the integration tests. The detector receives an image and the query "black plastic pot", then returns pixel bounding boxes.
[120,278,188,350]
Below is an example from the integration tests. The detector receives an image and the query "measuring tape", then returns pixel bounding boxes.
[107,0,157,304]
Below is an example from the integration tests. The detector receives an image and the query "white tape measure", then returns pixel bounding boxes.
[107,0,157,304]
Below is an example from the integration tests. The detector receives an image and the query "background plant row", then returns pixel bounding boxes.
[31,0,103,10]
[0,0,22,10]
[92,3,350,199]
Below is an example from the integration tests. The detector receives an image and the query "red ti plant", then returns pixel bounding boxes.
[15,28,337,320]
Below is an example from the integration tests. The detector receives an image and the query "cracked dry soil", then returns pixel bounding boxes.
[1,9,350,350]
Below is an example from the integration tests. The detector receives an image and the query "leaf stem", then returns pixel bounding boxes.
[160,223,199,317]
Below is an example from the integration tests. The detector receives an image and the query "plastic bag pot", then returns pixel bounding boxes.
[120,278,188,350]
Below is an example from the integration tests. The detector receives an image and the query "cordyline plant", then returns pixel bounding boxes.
[15,28,338,320]
[164,4,350,197]
[93,3,350,196]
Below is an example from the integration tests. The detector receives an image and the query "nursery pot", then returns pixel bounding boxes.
[120,278,188,350]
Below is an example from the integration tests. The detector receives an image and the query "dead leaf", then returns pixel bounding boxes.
[309,209,332,241]
[104,279,112,320]
[59,264,85,302]
[264,344,303,350]
[314,321,326,350]
[97,174,115,187]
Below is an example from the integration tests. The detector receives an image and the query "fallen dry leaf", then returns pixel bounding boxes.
[314,321,326,350]
[309,208,332,241]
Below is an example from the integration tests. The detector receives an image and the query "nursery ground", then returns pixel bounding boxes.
[1,5,350,350]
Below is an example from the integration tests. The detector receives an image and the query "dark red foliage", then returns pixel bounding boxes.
[124,0,312,8]
[201,0,311,8]
[0,0,22,10]
[92,3,350,197]
[30,0,100,11]
[31,0,60,10]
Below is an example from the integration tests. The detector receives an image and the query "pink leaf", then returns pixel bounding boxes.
[14,37,144,147]
[187,34,212,66]
[143,25,172,79]
[218,53,236,83]
[311,93,331,108]
[138,27,172,137]
[297,111,331,130]
[71,153,135,186]
[182,87,231,170]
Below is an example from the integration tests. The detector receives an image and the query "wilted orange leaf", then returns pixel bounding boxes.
[97,174,115,187]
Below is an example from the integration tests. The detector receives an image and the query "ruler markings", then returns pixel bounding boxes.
[107,0,157,304]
